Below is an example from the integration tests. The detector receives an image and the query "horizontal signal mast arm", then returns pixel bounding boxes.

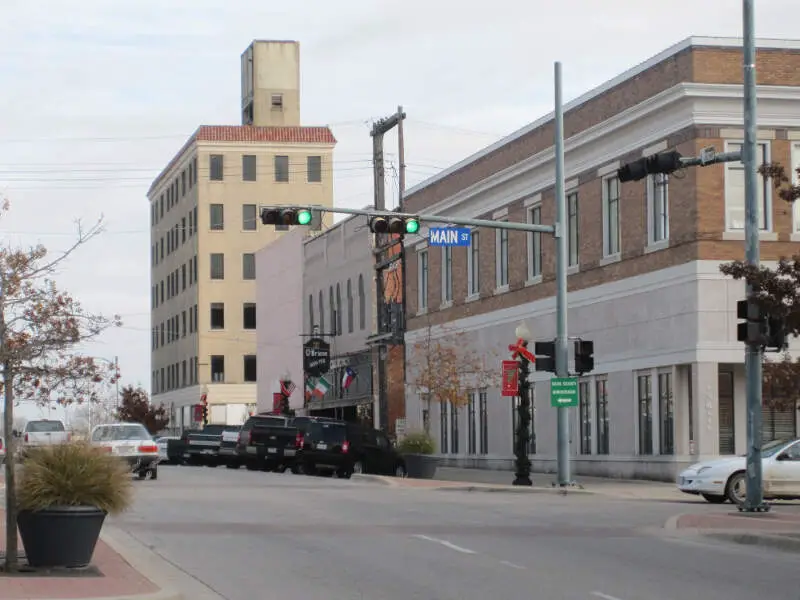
[258,204,556,234]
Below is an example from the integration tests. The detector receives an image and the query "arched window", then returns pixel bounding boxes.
[358,274,365,330]
[335,283,342,335]
[308,294,314,331]
[318,291,325,333]
[346,280,354,333]
[329,287,335,336]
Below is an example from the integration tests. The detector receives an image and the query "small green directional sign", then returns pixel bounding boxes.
[550,377,579,408]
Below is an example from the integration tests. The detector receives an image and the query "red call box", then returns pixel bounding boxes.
[501,360,519,397]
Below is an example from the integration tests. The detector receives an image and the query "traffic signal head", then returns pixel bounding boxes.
[368,216,420,235]
[534,341,556,373]
[617,150,683,183]
[574,339,595,375]
[260,208,318,227]
[617,159,648,183]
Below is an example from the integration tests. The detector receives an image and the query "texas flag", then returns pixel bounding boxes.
[341,367,357,390]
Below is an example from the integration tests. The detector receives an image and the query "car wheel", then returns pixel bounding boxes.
[394,463,407,478]
[725,471,747,505]
[701,493,726,504]
[290,463,303,475]
[149,467,158,480]
[353,460,365,475]
[337,468,352,479]
[226,462,241,469]
[245,462,259,471]
[137,470,147,480]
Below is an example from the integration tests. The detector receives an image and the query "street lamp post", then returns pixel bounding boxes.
[512,323,533,486]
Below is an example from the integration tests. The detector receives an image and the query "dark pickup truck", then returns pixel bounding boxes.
[235,415,300,472]
[185,424,240,466]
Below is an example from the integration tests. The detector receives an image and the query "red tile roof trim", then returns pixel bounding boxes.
[147,125,337,196]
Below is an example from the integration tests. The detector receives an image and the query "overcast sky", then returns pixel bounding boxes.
[1,0,797,422]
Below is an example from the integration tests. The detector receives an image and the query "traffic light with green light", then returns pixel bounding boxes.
[368,215,420,236]
[260,208,319,229]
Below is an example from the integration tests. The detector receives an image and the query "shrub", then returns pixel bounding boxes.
[17,442,133,515]
[397,430,436,455]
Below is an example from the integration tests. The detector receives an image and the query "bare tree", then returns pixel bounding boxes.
[405,320,499,441]
[0,201,121,571]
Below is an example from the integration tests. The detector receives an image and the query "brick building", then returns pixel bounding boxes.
[402,36,800,481]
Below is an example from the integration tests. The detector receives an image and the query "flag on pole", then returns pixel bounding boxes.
[312,376,330,397]
[341,367,357,390]
[280,380,296,397]
[305,378,315,400]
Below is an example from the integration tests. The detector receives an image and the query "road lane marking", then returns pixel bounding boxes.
[499,560,526,569]
[591,592,624,600]
[412,534,477,554]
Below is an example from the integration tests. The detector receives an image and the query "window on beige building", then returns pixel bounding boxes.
[647,174,669,245]
[725,141,770,230]
[243,303,256,330]
[527,205,542,280]
[567,193,579,267]
[441,247,453,303]
[328,287,335,335]
[602,176,621,257]
[210,204,224,230]
[275,155,289,182]
[308,295,315,330]
[211,355,225,382]
[242,253,255,280]
[318,290,325,333]
[181,310,187,337]
[417,250,428,311]
[243,355,257,382]
[495,224,509,288]
[209,154,224,181]
[658,371,674,455]
[307,156,322,183]
[242,155,257,182]
[210,253,224,279]
[467,230,479,296]
[210,303,225,330]
[243,204,257,231]
[335,283,343,335]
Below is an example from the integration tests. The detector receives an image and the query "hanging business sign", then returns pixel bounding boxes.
[501,360,519,397]
[303,337,331,378]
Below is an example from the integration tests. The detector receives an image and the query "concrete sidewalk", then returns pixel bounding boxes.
[357,466,688,501]
[0,509,184,600]
[667,507,800,553]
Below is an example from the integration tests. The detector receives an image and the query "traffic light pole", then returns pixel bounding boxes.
[553,62,571,488]
[741,0,767,513]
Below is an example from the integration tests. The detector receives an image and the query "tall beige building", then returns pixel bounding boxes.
[148,40,336,430]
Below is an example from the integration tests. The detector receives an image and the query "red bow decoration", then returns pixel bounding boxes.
[508,338,536,363]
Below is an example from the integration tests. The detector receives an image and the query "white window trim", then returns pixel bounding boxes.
[526,203,543,285]
[417,249,428,314]
[601,175,621,260]
[646,173,670,251]
[494,220,509,294]
[723,139,773,235]
[466,228,480,301]
[791,142,800,241]
[440,246,453,308]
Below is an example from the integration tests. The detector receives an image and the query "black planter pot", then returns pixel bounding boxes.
[403,454,438,479]
[17,505,106,568]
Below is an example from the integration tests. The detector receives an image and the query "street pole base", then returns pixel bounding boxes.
[738,502,771,513]
[551,480,585,491]
[512,476,533,486]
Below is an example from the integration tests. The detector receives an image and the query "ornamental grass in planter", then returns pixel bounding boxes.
[396,430,438,479]
[17,442,133,568]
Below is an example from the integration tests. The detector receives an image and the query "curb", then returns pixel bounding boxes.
[430,485,594,495]
[351,474,400,487]
[701,531,800,554]
[98,527,185,600]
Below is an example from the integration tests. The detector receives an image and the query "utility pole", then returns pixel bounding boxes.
[114,355,120,413]
[370,109,406,433]
[553,62,571,487]
[741,0,767,513]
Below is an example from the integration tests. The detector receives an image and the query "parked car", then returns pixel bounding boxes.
[235,415,300,471]
[291,417,406,478]
[154,435,181,464]
[219,426,242,468]
[16,419,70,456]
[677,437,800,504]
[185,424,239,466]
[90,423,160,480]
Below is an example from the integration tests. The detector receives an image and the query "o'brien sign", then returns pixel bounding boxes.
[303,337,331,377]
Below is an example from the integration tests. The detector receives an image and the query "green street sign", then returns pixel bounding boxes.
[550,377,579,408]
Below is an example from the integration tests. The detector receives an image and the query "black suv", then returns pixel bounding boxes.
[291,417,406,478]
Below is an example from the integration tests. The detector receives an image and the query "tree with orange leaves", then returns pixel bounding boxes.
[406,321,499,440]
[0,200,121,572]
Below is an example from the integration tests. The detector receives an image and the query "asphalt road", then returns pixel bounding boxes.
[110,465,800,600]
